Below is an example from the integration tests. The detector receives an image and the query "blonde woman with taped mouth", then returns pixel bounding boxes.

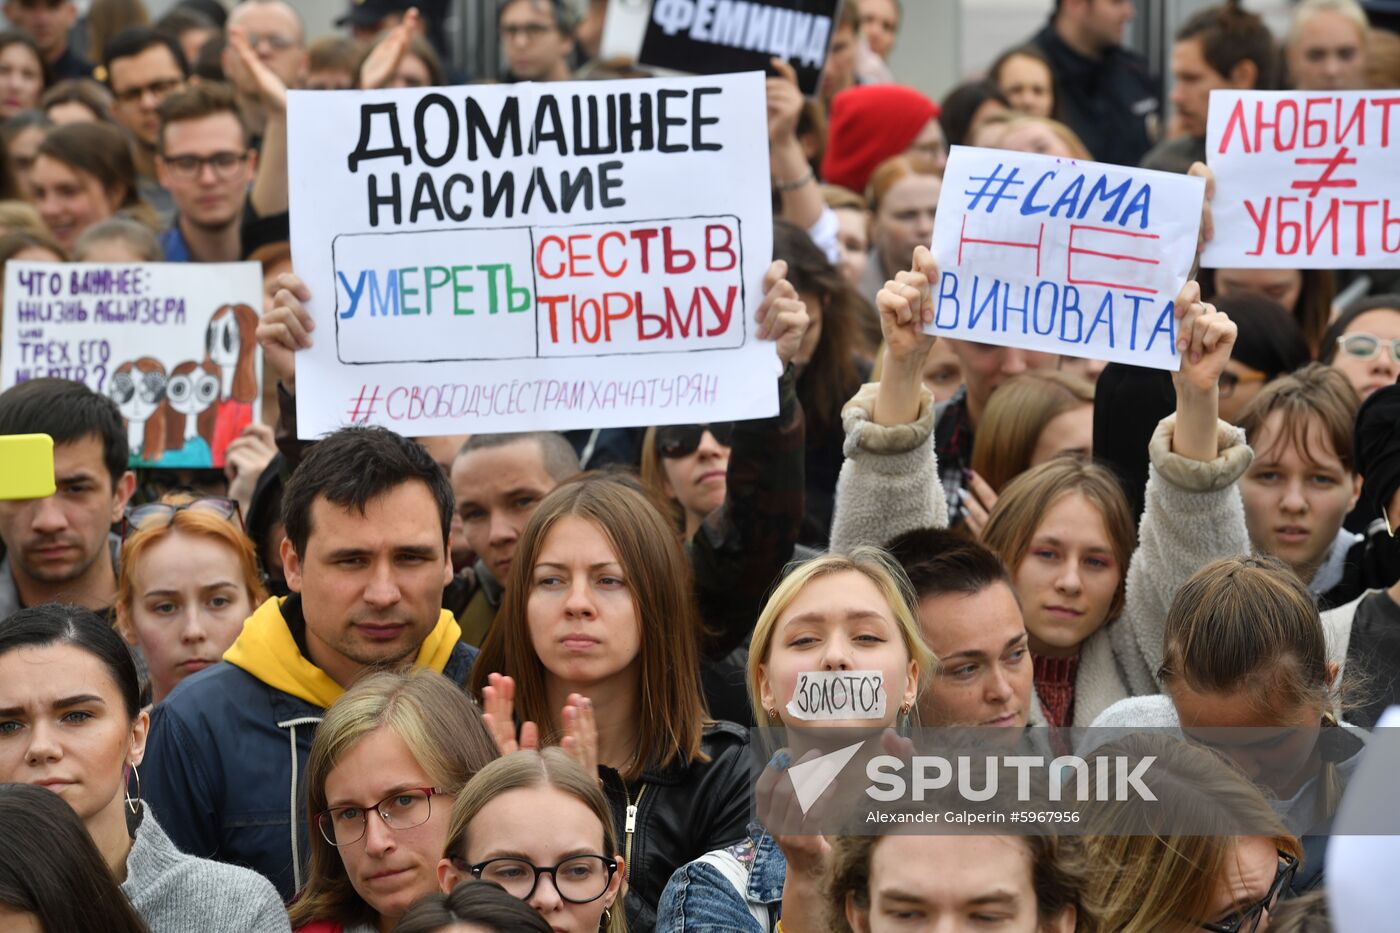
[655,547,934,933]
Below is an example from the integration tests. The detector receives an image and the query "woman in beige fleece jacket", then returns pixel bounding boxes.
[829,245,1253,727]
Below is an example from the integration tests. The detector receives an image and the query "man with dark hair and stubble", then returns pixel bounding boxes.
[103,27,191,220]
[0,379,135,618]
[1030,0,1159,166]
[1141,2,1275,174]
[137,425,479,898]
[885,527,1040,728]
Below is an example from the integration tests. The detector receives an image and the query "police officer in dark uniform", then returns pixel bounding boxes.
[1031,0,1159,167]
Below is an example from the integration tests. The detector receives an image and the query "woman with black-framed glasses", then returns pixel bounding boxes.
[439,748,626,933]
[288,670,497,933]
[1082,735,1307,933]
[1200,848,1298,933]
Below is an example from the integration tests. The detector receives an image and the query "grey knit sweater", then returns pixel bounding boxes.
[829,382,1255,727]
[121,804,291,933]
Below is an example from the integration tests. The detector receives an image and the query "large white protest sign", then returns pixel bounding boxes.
[929,146,1204,372]
[1201,90,1400,270]
[1,261,262,467]
[287,73,776,439]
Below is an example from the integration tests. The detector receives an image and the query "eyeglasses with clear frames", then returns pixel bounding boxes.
[243,32,298,52]
[316,787,447,847]
[1336,333,1400,365]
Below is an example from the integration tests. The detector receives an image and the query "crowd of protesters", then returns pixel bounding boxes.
[2,0,1400,931]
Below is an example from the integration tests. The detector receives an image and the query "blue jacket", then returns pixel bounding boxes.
[655,824,786,933]
[137,595,477,900]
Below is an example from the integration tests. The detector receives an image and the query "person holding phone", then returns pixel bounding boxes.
[0,379,136,620]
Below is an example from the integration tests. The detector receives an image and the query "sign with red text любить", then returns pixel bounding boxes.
[1202,89,1400,270]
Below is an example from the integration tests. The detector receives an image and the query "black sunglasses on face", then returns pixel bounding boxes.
[1200,850,1298,933]
[655,423,736,458]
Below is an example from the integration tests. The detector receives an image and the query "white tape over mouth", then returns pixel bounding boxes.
[785,670,887,721]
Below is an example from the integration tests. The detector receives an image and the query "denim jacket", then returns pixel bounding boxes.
[655,824,787,933]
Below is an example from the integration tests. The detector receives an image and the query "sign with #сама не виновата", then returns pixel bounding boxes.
[929,145,1205,372]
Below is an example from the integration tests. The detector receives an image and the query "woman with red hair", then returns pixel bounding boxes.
[116,494,267,704]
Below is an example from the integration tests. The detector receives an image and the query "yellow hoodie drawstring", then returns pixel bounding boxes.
[223,596,465,707]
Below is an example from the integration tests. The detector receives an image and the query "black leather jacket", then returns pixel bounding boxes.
[600,721,751,930]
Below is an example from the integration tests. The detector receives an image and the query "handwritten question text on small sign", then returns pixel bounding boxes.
[287,73,776,440]
[1202,90,1400,270]
[785,670,888,721]
[929,146,1204,373]
[0,261,263,468]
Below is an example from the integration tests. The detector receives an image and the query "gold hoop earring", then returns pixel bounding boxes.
[126,762,142,815]
[899,701,912,716]
[601,907,612,928]
[766,707,779,721]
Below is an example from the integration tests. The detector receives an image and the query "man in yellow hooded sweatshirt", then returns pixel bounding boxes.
[137,425,479,899]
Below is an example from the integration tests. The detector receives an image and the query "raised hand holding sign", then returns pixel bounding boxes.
[928,146,1205,372]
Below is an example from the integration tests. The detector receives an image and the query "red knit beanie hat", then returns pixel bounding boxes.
[822,84,940,195]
